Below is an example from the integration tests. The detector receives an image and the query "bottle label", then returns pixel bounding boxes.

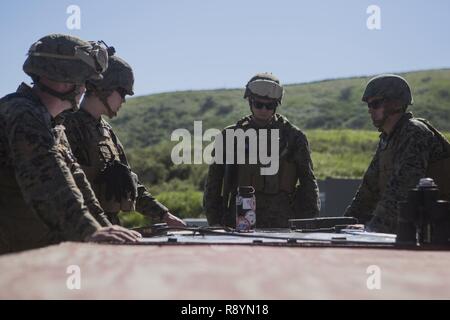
[236,193,256,232]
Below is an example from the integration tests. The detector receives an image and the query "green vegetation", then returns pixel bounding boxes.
[112,69,450,149]
[308,129,379,179]
[112,69,450,227]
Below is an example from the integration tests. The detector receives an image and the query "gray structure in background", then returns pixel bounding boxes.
[318,178,362,217]
[184,218,209,227]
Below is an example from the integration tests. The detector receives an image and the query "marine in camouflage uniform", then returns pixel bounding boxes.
[0,34,140,254]
[345,74,450,233]
[64,54,185,227]
[204,73,320,228]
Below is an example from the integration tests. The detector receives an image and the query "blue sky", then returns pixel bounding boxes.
[1,0,449,97]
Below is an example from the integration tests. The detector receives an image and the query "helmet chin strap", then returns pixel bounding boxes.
[98,92,117,118]
[85,83,116,118]
[374,104,404,129]
[37,82,82,112]
[85,83,117,118]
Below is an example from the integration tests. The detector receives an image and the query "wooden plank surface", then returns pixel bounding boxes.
[1,242,449,299]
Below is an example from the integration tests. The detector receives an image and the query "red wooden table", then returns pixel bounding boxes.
[1,242,449,299]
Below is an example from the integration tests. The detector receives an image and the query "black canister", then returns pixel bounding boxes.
[396,178,450,245]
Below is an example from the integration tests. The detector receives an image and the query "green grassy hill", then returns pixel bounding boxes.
[112,69,450,149]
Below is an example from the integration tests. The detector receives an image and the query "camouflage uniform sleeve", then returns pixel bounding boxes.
[63,115,91,166]
[203,162,225,225]
[70,162,112,227]
[344,150,380,223]
[8,111,101,241]
[292,131,320,218]
[64,118,112,227]
[371,130,432,229]
[135,177,169,220]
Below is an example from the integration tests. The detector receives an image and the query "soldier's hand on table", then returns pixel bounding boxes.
[162,212,187,227]
[86,225,142,243]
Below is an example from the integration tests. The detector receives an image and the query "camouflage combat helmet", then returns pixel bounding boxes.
[23,34,108,85]
[87,55,134,96]
[362,74,413,106]
[244,72,284,104]
[84,53,134,118]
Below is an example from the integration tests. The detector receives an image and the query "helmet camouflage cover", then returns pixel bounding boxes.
[87,55,134,96]
[362,74,413,105]
[244,72,284,104]
[23,34,108,85]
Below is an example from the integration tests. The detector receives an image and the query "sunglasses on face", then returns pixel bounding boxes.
[252,100,278,110]
[367,98,386,110]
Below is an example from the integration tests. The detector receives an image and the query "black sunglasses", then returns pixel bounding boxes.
[252,100,278,110]
[367,98,386,110]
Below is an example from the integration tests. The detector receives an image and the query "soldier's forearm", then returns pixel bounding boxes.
[295,162,320,212]
[13,156,103,240]
[135,185,169,220]
[294,189,320,218]
[72,164,111,227]
[345,188,378,221]
[27,184,102,241]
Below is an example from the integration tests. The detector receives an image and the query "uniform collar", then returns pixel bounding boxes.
[379,112,413,140]
[17,82,42,104]
[249,113,282,128]
[79,107,103,125]
[17,83,53,127]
